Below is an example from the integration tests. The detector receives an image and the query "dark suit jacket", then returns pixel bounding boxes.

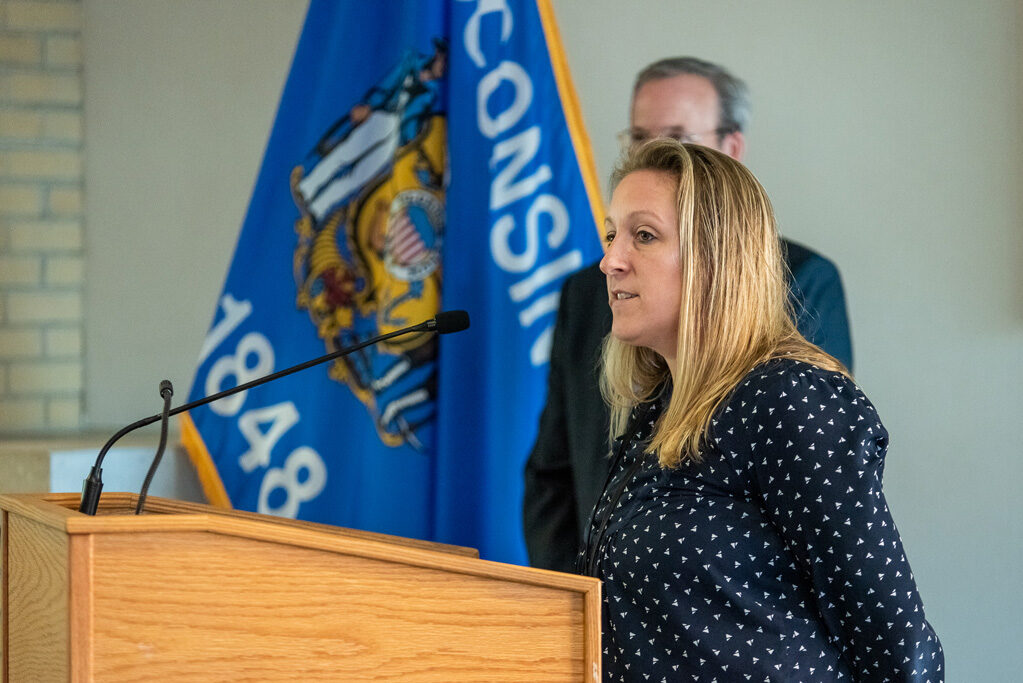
[522,239,853,572]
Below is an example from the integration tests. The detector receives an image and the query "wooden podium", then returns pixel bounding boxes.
[1,493,600,682]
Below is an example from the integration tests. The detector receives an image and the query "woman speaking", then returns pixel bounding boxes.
[583,139,943,681]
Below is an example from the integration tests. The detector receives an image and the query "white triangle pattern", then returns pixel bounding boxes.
[589,359,943,682]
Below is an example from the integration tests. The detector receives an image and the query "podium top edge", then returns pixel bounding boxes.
[0,492,599,593]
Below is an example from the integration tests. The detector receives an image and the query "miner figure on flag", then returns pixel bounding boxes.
[290,38,449,450]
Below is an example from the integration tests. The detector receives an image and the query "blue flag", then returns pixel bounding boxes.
[182,0,603,565]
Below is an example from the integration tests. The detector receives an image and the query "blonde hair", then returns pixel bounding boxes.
[600,140,847,468]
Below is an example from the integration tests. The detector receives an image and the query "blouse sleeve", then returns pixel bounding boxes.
[726,363,943,682]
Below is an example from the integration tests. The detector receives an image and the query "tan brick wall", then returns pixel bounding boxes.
[43,326,78,355]
[4,2,82,33]
[0,33,41,65]
[0,0,83,433]
[0,397,45,430]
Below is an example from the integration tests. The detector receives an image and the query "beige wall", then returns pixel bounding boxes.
[2,0,1019,678]
[82,0,307,425]
[553,2,1023,678]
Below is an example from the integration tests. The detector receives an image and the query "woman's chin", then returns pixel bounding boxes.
[609,327,639,346]
[611,333,654,354]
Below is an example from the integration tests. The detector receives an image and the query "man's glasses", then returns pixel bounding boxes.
[616,126,734,150]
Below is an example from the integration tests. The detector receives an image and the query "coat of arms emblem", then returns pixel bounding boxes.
[291,40,448,450]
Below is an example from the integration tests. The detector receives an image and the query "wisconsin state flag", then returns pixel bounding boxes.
[182,0,603,564]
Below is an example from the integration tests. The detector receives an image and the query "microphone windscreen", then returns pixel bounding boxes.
[434,310,470,334]
[159,379,174,398]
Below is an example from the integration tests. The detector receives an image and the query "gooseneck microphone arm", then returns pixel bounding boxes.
[78,310,470,514]
[134,380,174,515]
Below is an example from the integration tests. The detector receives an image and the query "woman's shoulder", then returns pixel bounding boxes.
[724,356,875,419]
[713,357,888,459]
[739,356,851,390]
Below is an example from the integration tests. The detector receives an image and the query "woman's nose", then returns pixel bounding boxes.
[600,239,626,275]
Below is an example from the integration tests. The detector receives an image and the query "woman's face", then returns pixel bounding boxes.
[600,169,683,367]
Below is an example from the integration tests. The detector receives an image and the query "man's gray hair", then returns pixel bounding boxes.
[634,56,751,134]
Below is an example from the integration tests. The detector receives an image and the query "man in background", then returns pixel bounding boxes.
[523,56,854,573]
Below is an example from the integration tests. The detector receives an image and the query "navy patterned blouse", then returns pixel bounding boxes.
[583,359,943,682]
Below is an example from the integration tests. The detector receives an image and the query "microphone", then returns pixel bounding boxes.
[135,380,174,514]
[429,309,469,334]
[78,310,471,514]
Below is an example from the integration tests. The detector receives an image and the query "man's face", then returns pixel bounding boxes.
[628,74,744,161]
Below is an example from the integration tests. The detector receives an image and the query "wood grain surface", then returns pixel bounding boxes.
[0,493,601,681]
[2,510,7,683]
[6,513,68,681]
[89,531,587,681]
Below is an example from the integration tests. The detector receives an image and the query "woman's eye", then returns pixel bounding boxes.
[604,231,616,244]
[636,229,655,243]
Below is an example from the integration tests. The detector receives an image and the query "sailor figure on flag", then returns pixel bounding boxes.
[291,39,449,450]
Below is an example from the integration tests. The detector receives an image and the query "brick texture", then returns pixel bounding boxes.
[43,326,79,356]
[7,219,82,251]
[44,35,80,67]
[0,71,82,105]
[4,2,82,32]
[0,33,42,65]
[9,360,82,394]
[41,111,81,141]
[0,184,43,214]
[0,149,82,179]
[46,396,80,427]
[0,109,43,139]
[0,328,43,357]
[43,254,82,285]
[46,185,80,213]
[6,290,81,323]
[0,0,84,433]
[0,255,42,284]
[0,398,46,430]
